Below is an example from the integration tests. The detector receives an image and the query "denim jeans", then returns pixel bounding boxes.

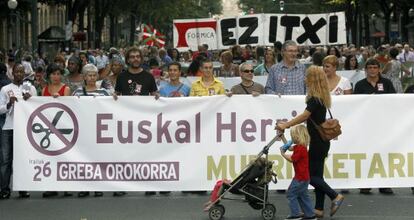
[309,158,338,210]
[0,130,13,193]
[287,179,314,217]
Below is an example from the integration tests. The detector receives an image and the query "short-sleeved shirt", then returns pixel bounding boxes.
[330,76,352,95]
[405,85,414,93]
[306,97,330,160]
[265,61,306,95]
[231,82,265,94]
[353,77,396,94]
[291,145,310,181]
[190,78,225,96]
[115,69,157,96]
[159,82,190,97]
[72,87,110,96]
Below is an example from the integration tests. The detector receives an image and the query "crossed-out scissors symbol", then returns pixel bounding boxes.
[31,111,73,149]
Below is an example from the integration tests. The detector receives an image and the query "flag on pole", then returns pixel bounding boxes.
[141,24,166,48]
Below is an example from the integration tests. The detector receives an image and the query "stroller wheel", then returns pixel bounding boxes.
[261,204,276,220]
[209,204,225,220]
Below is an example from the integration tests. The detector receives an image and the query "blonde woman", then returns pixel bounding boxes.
[219,50,239,77]
[276,66,344,218]
[323,55,352,95]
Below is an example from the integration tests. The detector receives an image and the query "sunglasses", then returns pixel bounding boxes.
[243,69,254,73]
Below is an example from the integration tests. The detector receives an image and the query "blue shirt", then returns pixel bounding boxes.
[159,82,190,97]
[265,61,306,95]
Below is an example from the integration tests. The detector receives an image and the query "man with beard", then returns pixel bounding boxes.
[115,47,158,96]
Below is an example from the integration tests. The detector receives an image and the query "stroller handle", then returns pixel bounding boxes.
[260,133,284,156]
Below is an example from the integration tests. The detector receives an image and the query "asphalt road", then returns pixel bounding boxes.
[1,188,414,220]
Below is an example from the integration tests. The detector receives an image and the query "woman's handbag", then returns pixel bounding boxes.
[310,109,342,141]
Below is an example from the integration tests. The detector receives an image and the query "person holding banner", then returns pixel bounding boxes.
[114,46,158,96]
[354,58,395,195]
[276,65,344,218]
[265,40,306,95]
[190,58,225,96]
[159,62,190,97]
[0,63,37,199]
[41,63,73,198]
[230,62,264,96]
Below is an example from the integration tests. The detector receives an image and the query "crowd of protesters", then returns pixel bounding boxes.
[0,40,413,204]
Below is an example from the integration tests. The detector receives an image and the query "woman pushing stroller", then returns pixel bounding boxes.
[276,65,344,218]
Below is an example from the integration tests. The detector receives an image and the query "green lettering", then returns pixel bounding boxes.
[332,154,348,178]
[207,155,227,180]
[388,153,405,177]
[368,153,386,178]
[349,153,366,178]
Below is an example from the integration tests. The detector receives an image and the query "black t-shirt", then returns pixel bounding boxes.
[353,77,396,94]
[306,97,330,160]
[405,85,414,93]
[115,69,157,96]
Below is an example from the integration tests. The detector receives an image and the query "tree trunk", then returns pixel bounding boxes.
[364,14,370,45]
[129,13,136,46]
[109,15,116,46]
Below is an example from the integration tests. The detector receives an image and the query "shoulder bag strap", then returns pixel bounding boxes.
[309,108,333,128]
[240,83,251,94]
[175,83,184,93]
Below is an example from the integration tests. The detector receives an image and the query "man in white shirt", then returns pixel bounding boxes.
[0,63,37,199]
[398,44,414,63]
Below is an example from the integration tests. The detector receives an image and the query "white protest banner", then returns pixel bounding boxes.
[178,69,365,90]
[14,95,414,191]
[174,12,347,51]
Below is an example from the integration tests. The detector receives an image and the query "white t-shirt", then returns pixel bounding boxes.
[330,76,352,95]
[0,82,37,130]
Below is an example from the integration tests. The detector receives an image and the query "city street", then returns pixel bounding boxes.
[1,188,414,220]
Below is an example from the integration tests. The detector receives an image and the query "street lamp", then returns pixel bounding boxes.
[8,0,18,9]
[409,8,414,18]
[8,0,18,50]
[7,0,38,53]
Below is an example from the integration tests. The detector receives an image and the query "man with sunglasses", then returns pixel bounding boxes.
[230,62,264,96]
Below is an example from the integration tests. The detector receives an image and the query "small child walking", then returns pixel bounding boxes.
[280,124,316,220]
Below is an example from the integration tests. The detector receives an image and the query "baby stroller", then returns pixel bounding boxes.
[206,134,281,220]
